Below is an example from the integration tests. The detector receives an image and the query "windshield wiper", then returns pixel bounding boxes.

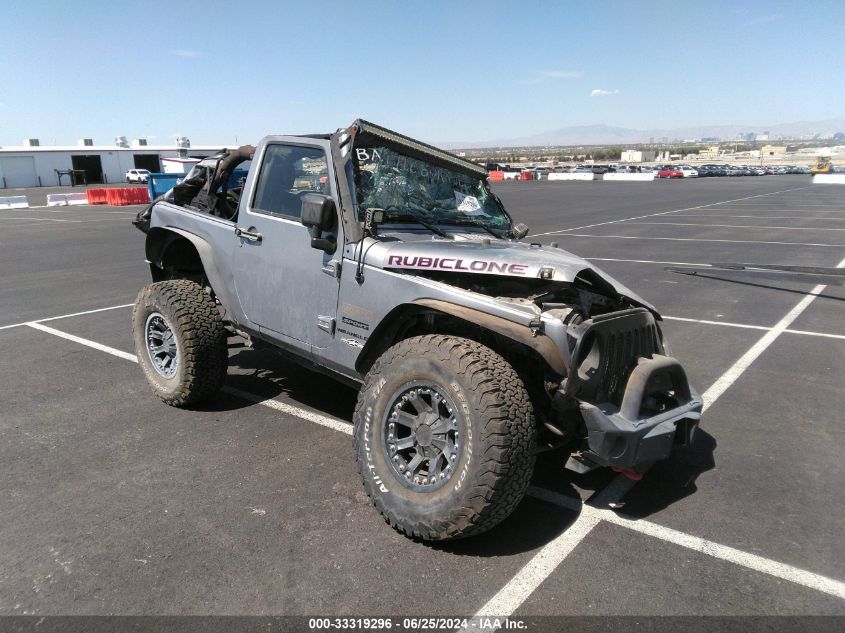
[390,215,454,240]
[446,220,505,239]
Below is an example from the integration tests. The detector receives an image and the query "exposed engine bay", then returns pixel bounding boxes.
[404,267,631,319]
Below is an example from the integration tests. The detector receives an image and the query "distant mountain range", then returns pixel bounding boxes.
[449,119,845,149]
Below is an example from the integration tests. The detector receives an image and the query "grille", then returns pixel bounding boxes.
[568,309,663,405]
[597,321,662,405]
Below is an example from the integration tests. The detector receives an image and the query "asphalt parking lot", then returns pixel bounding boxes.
[1,176,843,627]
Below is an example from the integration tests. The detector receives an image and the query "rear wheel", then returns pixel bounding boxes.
[354,335,536,541]
[132,279,227,406]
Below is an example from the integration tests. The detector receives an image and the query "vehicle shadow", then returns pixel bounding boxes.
[433,432,716,557]
[674,273,845,302]
[190,340,359,421]
[608,429,717,519]
[193,338,717,555]
[433,491,583,557]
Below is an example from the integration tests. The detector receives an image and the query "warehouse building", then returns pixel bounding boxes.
[620,149,656,163]
[760,144,787,157]
[0,138,222,188]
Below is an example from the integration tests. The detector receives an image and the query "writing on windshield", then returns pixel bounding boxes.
[353,146,510,230]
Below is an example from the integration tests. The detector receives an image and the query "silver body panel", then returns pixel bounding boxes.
[148,134,659,383]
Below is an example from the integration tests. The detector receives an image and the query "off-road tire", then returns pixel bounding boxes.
[354,335,535,541]
[132,279,227,406]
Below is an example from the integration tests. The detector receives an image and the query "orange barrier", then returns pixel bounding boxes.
[487,170,504,181]
[106,187,150,206]
[87,187,150,206]
[520,171,533,181]
[86,188,109,205]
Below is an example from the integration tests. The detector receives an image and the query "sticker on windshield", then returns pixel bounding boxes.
[454,191,487,216]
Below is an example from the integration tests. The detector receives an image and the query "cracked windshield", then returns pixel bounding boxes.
[353,145,511,231]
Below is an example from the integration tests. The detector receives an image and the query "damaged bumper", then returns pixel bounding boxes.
[558,308,702,473]
[573,355,702,471]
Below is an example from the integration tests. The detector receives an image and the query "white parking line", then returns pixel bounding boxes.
[628,221,845,232]
[672,215,845,221]
[0,216,82,223]
[459,514,602,629]
[663,316,771,332]
[222,386,353,436]
[461,479,633,631]
[0,303,133,331]
[465,240,845,623]
[0,218,121,227]
[21,323,354,434]
[17,299,845,622]
[663,316,845,341]
[785,328,845,340]
[25,322,138,362]
[585,256,714,267]
[701,254,845,411]
[549,233,845,248]
[720,203,843,208]
[531,186,811,236]
[527,488,845,601]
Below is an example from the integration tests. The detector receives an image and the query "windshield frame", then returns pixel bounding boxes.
[350,144,514,233]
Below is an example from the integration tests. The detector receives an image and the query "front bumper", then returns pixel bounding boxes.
[574,355,703,471]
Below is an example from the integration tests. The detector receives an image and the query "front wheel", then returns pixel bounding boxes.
[132,279,227,406]
[354,335,536,541]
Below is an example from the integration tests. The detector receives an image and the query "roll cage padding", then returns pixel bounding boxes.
[213,145,255,187]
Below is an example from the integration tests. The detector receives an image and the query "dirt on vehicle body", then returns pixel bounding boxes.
[132,119,702,541]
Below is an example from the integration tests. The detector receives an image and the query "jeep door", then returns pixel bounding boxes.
[233,137,340,350]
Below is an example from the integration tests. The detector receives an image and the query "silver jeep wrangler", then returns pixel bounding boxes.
[132,120,702,541]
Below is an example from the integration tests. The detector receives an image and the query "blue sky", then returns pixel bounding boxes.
[1,0,843,146]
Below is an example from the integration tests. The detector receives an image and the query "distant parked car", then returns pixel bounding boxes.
[701,165,726,177]
[678,166,698,178]
[126,169,151,183]
[658,166,683,178]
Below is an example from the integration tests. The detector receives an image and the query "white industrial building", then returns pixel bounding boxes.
[620,149,656,163]
[0,138,222,189]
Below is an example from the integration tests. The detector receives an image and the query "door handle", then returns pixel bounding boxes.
[235,226,262,243]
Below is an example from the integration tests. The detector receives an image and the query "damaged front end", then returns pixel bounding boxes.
[345,117,702,475]
[551,306,702,474]
[378,248,703,475]
[459,270,703,475]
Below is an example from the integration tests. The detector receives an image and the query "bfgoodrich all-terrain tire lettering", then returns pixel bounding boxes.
[353,335,535,541]
[132,279,227,406]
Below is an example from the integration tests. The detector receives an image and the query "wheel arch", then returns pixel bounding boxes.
[355,299,566,377]
[146,228,202,282]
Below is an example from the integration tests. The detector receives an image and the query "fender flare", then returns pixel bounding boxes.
[356,299,566,376]
[413,299,566,374]
[144,227,235,311]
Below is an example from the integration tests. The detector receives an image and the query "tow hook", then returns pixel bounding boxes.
[611,467,643,481]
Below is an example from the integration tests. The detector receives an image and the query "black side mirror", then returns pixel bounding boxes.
[301,194,337,254]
